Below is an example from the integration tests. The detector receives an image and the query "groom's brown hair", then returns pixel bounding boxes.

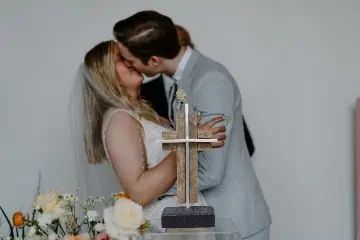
[113,10,181,64]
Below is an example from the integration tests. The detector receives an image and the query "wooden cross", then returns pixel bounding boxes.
[158,103,218,207]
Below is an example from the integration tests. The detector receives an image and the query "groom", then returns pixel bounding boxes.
[140,24,256,157]
[113,11,271,240]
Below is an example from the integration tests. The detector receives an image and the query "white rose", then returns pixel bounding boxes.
[33,191,62,214]
[86,210,99,222]
[103,198,145,238]
[27,226,37,237]
[113,198,145,230]
[94,223,105,232]
[37,213,53,227]
[48,233,58,240]
[103,209,121,238]
[53,207,66,219]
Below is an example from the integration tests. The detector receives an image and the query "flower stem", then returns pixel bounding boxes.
[58,221,66,236]
[31,209,36,221]
[34,223,48,236]
[0,206,14,239]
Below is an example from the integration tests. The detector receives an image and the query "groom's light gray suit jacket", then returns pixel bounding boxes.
[165,50,271,238]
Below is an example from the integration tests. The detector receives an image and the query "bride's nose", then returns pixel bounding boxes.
[124,59,132,68]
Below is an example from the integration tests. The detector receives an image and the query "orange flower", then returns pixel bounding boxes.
[113,192,130,200]
[12,211,25,228]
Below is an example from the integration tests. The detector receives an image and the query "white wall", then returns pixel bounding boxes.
[1,1,359,239]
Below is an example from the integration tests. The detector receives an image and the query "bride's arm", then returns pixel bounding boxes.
[104,112,176,207]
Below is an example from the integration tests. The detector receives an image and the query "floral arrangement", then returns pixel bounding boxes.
[175,88,188,103]
[0,191,149,240]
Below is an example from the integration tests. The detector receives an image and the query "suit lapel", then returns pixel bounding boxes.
[179,50,200,92]
[176,50,200,116]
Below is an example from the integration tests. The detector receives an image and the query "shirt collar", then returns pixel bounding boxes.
[172,47,193,82]
[141,73,161,84]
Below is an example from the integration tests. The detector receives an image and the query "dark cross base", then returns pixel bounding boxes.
[161,206,215,228]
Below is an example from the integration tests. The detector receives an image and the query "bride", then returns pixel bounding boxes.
[70,40,226,230]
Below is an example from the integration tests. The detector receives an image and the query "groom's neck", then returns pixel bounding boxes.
[162,47,186,76]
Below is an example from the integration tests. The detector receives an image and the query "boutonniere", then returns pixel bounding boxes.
[176,88,188,103]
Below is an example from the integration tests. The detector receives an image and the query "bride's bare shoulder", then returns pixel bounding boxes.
[102,108,142,133]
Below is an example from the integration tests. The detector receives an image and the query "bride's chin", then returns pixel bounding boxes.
[135,75,144,86]
[131,69,142,78]
[138,75,144,84]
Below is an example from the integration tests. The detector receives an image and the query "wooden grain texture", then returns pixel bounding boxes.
[190,115,199,203]
[160,109,217,205]
[162,131,177,151]
[176,111,186,204]
[198,130,214,151]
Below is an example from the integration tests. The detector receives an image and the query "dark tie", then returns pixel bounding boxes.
[168,82,178,128]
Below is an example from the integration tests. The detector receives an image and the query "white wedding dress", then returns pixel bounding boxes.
[101,108,208,232]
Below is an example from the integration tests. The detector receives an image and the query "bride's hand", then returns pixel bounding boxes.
[198,116,226,148]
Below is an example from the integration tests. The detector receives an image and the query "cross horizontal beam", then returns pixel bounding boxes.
[157,138,218,144]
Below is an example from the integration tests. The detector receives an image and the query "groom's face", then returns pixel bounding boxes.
[117,42,159,77]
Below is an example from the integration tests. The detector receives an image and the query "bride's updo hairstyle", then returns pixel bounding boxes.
[82,40,165,164]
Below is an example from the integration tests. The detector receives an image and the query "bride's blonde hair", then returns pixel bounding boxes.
[83,40,166,164]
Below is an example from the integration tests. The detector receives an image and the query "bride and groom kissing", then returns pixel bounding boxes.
[74,10,271,240]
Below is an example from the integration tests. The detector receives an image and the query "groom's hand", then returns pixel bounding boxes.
[198,116,226,148]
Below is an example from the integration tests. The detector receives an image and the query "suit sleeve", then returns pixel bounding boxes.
[163,71,236,195]
[195,72,235,190]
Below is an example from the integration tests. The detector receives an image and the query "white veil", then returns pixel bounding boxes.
[68,63,123,200]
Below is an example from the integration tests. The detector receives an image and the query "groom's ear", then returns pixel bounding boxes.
[148,56,162,67]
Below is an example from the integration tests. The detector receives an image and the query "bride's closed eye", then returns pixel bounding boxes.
[115,53,125,62]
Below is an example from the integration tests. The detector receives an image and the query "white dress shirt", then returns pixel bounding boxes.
[163,47,193,101]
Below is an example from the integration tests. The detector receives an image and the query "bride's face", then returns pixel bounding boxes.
[113,46,143,90]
